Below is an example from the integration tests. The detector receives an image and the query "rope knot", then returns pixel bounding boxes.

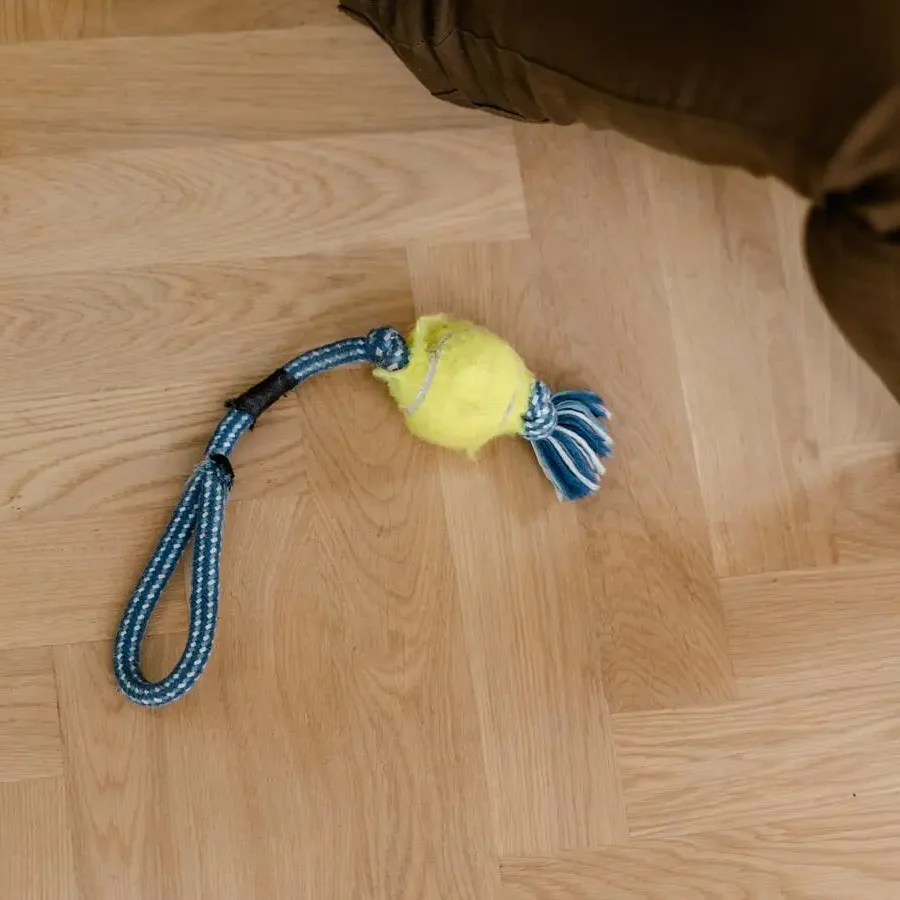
[367,326,409,372]
[522,380,558,440]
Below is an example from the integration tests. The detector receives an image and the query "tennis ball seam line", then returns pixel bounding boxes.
[500,391,519,427]
[403,328,468,416]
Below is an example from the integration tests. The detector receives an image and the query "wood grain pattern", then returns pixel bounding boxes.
[0,129,526,277]
[502,815,900,899]
[768,185,900,565]
[6,7,900,897]
[0,0,107,42]
[409,241,628,854]
[644,155,833,577]
[770,184,900,448]
[289,357,500,898]
[0,26,485,156]
[4,377,328,525]
[0,648,64,781]
[0,252,412,399]
[0,254,412,527]
[0,510,188,651]
[613,682,900,837]
[0,381,307,522]
[827,442,900,564]
[56,408,500,898]
[113,0,335,36]
[515,126,735,713]
[56,634,274,899]
[0,778,79,899]
[723,561,900,696]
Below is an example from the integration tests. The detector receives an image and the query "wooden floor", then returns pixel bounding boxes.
[2,3,900,898]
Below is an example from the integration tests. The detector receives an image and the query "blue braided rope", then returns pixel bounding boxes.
[113,329,409,708]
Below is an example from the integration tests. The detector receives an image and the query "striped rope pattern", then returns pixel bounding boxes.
[113,329,408,708]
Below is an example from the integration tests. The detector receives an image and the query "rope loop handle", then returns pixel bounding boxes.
[113,333,403,707]
[113,452,236,706]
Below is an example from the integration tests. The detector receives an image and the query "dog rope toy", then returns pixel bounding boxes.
[113,315,612,707]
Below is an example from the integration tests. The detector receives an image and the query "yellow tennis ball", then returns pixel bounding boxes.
[374,314,535,455]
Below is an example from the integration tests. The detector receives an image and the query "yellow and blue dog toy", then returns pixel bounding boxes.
[114,315,612,707]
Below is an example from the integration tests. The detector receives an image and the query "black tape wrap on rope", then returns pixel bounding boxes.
[226,367,297,423]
